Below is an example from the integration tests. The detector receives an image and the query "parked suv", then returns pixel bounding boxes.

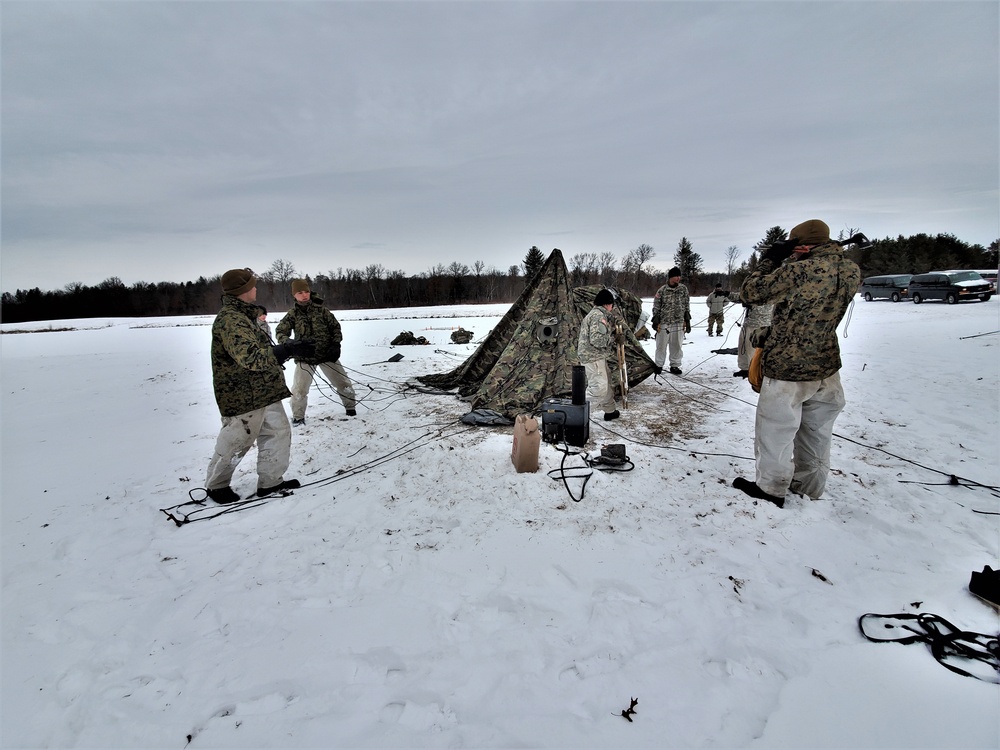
[908,270,993,304]
[860,274,912,302]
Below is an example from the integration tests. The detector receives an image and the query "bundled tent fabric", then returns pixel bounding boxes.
[417,249,658,419]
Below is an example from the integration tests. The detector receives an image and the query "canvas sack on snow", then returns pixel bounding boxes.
[511,413,541,473]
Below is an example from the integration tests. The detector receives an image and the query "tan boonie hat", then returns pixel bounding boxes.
[789,219,830,246]
[221,268,256,296]
[291,279,310,294]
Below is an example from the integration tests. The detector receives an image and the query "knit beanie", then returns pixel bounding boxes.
[788,219,830,246]
[221,268,256,297]
[668,267,682,279]
[594,288,615,306]
[291,279,310,294]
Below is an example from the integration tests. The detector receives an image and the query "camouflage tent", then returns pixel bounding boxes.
[572,285,644,331]
[572,284,658,394]
[417,249,657,418]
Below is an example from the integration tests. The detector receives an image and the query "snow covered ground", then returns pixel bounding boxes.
[2,294,998,749]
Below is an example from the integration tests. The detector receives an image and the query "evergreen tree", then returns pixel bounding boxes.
[523,246,545,279]
[673,237,703,280]
[732,226,788,282]
[753,226,788,254]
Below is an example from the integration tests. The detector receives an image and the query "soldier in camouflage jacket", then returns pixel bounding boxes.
[276,280,357,422]
[733,220,861,507]
[206,269,296,504]
[576,289,622,420]
[651,267,691,375]
[705,284,731,336]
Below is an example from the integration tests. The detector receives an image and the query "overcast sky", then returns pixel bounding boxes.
[2,1,997,294]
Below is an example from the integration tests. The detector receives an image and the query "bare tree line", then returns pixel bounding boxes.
[3,233,996,324]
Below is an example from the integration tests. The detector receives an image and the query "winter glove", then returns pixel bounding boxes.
[761,239,799,267]
[272,339,316,365]
[650,314,661,331]
[684,319,692,334]
[614,329,626,345]
[330,342,342,362]
[290,339,316,360]
[272,342,293,365]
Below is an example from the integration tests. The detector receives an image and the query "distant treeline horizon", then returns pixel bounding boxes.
[3,232,996,324]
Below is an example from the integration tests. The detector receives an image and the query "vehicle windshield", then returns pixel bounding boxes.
[949,272,985,282]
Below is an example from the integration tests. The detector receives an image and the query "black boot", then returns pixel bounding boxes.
[257,478,301,496]
[733,477,785,508]
[970,566,1000,608]
[207,486,241,505]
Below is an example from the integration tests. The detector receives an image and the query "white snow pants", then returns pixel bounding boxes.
[291,361,357,418]
[583,359,617,414]
[754,373,846,500]
[206,402,291,491]
[654,323,684,369]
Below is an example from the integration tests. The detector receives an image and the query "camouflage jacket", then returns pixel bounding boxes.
[652,283,690,327]
[740,242,860,381]
[729,292,773,329]
[275,293,343,365]
[577,305,615,364]
[744,301,774,330]
[211,295,291,417]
